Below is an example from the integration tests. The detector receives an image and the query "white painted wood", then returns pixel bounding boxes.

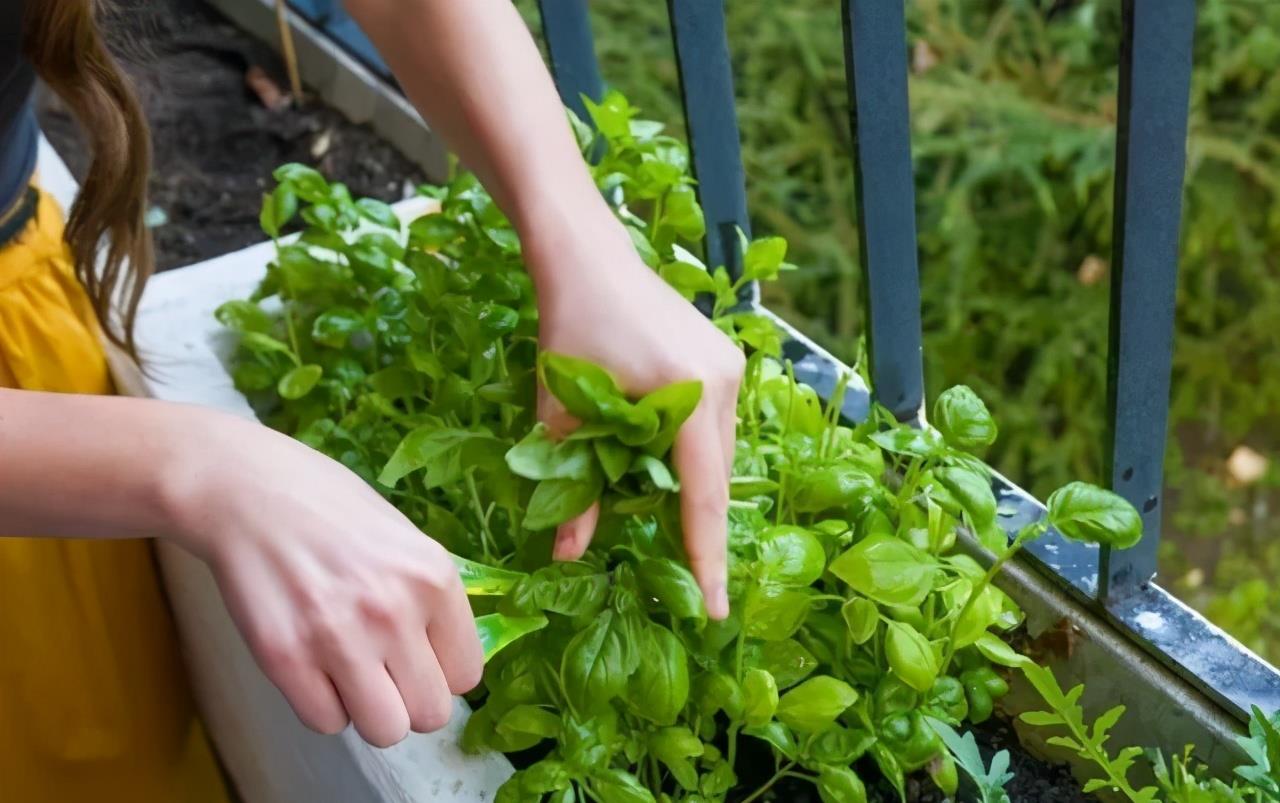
[120,196,514,803]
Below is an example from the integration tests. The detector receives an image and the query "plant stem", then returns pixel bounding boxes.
[941,522,1043,668]
[740,761,798,803]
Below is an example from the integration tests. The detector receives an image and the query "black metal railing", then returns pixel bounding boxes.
[532,0,1280,720]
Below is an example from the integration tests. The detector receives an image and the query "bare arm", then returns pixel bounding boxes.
[0,388,189,538]
[0,388,482,747]
[344,0,598,260]
[347,0,742,618]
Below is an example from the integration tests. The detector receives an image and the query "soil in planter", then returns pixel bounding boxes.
[35,0,425,271]
[725,715,1095,803]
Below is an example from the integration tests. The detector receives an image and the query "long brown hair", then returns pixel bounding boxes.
[23,0,152,357]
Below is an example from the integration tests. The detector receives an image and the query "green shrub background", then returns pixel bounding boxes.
[516,0,1280,662]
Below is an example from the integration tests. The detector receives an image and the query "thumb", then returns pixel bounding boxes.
[536,379,600,560]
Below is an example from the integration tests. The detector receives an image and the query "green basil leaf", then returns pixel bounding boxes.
[648,726,703,791]
[808,726,876,765]
[744,585,811,641]
[758,525,826,586]
[311,307,365,348]
[933,385,998,450]
[378,427,480,488]
[278,364,322,400]
[239,331,295,360]
[632,454,679,491]
[746,639,818,689]
[974,632,1031,668]
[694,671,744,720]
[637,558,706,623]
[627,625,690,727]
[885,620,940,693]
[495,704,560,746]
[592,768,656,803]
[509,563,610,617]
[594,438,633,484]
[1046,481,1143,549]
[626,224,660,267]
[869,427,946,459]
[215,299,272,334]
[273,163,328,202]
[506,423,596,481]
[743,236,789,282]
[453,555,525,596]
[524,474,603,531]
[562,609,642,713]
[791,465,877,515]
[816,765,868,803]
[659,260,716,301]
[635,380,703,456]
[408,213,463,249]
[355,197,401,231]
[829,534,938,608]
[775,675,859,733]
[743,721,800,761]
[475,613,548,663]
[743,668,779,728]
[541,352,627,420]
[259,185,298,238]
[841,597,880,645]
[661,186,705,241]
[931,464,997,529]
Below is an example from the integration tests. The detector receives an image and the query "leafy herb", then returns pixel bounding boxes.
[218,90,1235,801]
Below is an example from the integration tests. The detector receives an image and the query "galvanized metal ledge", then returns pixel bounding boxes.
[202,0,448,181]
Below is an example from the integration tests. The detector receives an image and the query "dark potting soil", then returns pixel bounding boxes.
[35,0,424,272]
[728,715,1096,803]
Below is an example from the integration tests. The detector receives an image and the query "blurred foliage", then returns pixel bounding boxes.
[517,0,1280,663]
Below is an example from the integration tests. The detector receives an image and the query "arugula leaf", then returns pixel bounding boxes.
[926,716,1014,803]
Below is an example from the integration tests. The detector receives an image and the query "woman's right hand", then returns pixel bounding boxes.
[170,412,483,748]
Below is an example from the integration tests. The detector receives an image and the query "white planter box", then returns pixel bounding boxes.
[119,197,514,803]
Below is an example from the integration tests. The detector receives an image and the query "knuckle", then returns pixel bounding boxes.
[254,635,303,677]
[304,608,351,654]
[357,589,402,628]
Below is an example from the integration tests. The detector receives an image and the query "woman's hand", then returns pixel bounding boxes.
[523,204,745,621]
[171,413,484,748]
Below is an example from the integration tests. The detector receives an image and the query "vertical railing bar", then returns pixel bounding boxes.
[666,0,751,281]
[1100,0,1195,600]
[841,1,924,423]
[536,0,605,125]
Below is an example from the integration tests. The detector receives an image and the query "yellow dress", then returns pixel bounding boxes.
[0,191,231,803]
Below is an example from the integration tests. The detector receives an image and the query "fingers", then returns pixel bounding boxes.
[328,655,411,748]
[674,401,731,620]
[386,635,454,734]
[263,656,350,736]
[423,564,485,695]
[553,501,600,561]
[539,375,602,561]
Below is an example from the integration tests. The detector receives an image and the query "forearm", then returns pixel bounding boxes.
[345,0,617,284]
[0,388,199,539]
